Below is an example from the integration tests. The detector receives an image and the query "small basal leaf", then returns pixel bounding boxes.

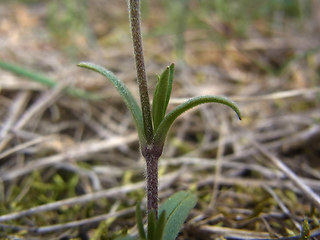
[158,191,197,240]
[152,64,174,131]
[136,203,146,240]
[147,210,156,240]
[155,210,166,240]
[77,62,146,144]
[153,95,241,146]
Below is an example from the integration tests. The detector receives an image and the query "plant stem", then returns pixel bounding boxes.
[145,154,159,217]
[128,0,153,143]
[129,0,160,217]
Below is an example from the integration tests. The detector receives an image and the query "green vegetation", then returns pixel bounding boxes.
[78,0,240,238]
[0,0,319,239]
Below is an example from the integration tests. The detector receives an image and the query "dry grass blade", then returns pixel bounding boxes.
[208,119,228,210]
[233,87,320,102]
[197,176,318,191]
[0,75,45,91]
[251,138,320,209]
[0,170,181,222]
[0,135,52,160]
[200,225,270,239]
[170,87,320,104]
[0,92,31,152]
[13,81,67,130]
[0,91,31,138]
[0,133,138,181]
[0,81,67,153]
[32,207,136,234]
[228,37,320,50]
[0,181,144,223]
[0,208,135,234]
[263,186,301,230]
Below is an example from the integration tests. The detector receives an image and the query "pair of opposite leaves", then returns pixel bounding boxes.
[78,62,241,150]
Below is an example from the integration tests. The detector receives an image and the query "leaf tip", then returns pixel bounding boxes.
[235,107,242,120]
[77,61,89,67]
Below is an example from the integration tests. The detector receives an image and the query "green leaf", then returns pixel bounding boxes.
[155,210,166,240]
[147,210,156,240]
[0,60,102,100]
[153,95,241,146]
[166,64,174,110]
[77,62,146,144]
[136,203,146,240]
[152,64,174,131]
[158,191,197,240]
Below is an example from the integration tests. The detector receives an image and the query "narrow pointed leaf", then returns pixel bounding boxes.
[78,62,146,144]
[155,211,166,240]
[154,95,241,146]
[165,64,174,110]
[147,210,156,240]
[152,64,174,131]
[158,191,197,240]
[136,203,146,240]
[0,60,102,100]
[152,67,169,131]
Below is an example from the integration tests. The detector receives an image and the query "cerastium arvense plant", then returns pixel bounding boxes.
[78,1,241,239]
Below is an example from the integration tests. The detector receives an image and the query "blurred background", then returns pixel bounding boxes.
[0,0,319,239]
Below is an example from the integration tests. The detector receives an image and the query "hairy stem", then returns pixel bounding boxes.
[145,154,159,217]
[128,0,153,142]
